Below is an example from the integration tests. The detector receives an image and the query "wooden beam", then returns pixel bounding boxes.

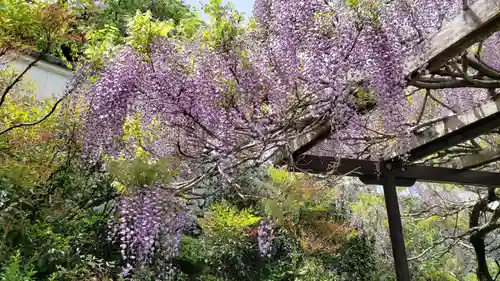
[270,122,331,165]
[405,0,500,76]
[281,97,500,169]
[292,155,376,176]
[446,146,500,169]
[289,124,331,157]
[397,163,500,187]
[395,97,500,163]
[292,155,500,187]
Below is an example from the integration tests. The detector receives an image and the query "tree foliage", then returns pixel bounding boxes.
[0,0,77,55]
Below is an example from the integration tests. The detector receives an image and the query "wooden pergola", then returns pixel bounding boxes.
[274,1,500,280]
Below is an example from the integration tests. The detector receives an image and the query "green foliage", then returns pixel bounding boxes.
[1,0,200,64]
[1,251,35,281]
[99,0,192,30]
[106,156,178,193]
[199,202,260,248]
[0,0,41,51]
[173,170,384,281]
[351,87,378,114]
[0,90,75,188]
[344,0,381,24]
[268,167,292,184]
[83,7,202,66]
[201,0,246,51]
[125,10,175,52]
[0,0,80,62]
[47,255,116,281]
[0,0,46,51]
[83,24,122,65]
[335,234,379,280]
[79,0,200,65]
[418,260,460,281]
[177,202,261,281]
[83,9,182,64]
[175,11,204,38]
[0,159,117,280]
[261,168,339,228]
[294,258,339,281]
[0,80,117,280]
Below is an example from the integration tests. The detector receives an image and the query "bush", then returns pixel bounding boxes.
[1,251,35,281]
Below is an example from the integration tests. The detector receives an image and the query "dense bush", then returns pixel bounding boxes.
[0,136,118,280]
[0,78,118,280]
[168,169,383,281]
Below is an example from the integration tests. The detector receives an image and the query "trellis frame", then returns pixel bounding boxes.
[274,2,500,280]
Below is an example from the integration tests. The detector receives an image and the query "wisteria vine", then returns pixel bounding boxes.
[81,0,500,276]
[82,0,500,169]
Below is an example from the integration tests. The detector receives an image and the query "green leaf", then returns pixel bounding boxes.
[268,167,290,184]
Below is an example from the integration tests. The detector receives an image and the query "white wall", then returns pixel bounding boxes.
[2,53,72,99]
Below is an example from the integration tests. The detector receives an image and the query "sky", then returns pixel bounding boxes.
[184,0,255,19]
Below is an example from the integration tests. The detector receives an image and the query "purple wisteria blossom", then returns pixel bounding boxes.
[109,185,194,279]
[82,0,500,274]
[83,0,499,168]
[257,219,275,258]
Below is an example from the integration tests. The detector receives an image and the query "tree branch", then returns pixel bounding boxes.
[465,55,500,80]
[0,96,66,136]
[427,91,458,113]
[410,77,500,89]
[0,52,45,108]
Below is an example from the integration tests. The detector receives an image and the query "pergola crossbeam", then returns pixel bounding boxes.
[270,121,331,165]
[393,97,500,163]
[291,155,500,187]
[404,0,500,76]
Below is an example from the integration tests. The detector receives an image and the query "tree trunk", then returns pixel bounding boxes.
[470,234,493,281]
[469,191,496,281]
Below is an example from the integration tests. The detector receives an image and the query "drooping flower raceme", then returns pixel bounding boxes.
[109,185,194,278]
[82,0,497,169]
[257,219,276,258]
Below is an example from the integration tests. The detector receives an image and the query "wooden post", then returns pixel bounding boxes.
[383,167,411,281]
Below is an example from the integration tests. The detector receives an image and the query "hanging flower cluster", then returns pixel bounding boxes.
[82,0,495,169]
[109,185,194,278]
[257,218,276,258]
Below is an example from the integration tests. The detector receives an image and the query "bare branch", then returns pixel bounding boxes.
[0,96,65,136]
[0,52,45,108]
[410,77,500,89]
[427,90,458,113]
[465,55,500,79]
